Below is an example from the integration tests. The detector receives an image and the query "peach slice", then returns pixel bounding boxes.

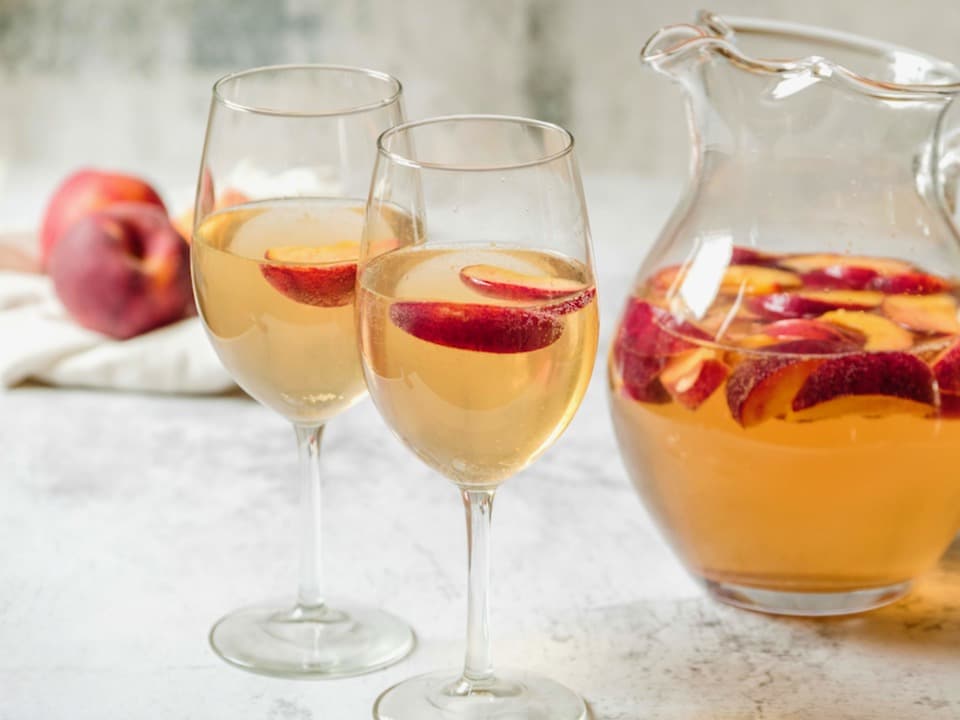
[460,264,587,300]
[881,294,960,335]
[801,266,879,290]
[780,253,914,276]
[543,287,597,316]
[791,352,936,420]
[871,271,952,295]
[620,353,670,403]
[731,246,779,266]
[720,265,802,295]
[931,338,960,393]
[725,340,837,427]
[817,310,914,351]
[260,242,359,307]
[614,299,708,403]
[660,348,730,410]
[617,299,709,358]
[389,301,563,353]
[762,318,865,347]
[748,290,883,319]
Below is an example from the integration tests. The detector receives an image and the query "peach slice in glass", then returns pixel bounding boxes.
[460,264,587,300]
[816,310,914,351]
[881,294,960,335]
[791,352,936,420]
[389,301,563,354]
[260,242,359,307]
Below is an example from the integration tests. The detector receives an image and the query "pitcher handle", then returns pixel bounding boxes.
[941,126,960,222]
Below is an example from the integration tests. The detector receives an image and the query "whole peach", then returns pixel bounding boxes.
[40,169,166,268]
[49,203,193,340]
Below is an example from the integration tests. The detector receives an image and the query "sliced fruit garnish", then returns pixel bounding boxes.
[725,340,836,427]
[800,266,879,290]
[870,271,952,295]
[720,265,802,295]
[265,242,359,264]
[543,286,597,316]
[940,393,960,417]
[460,264,587,300]
[389,301,562,353]
[731,246,779,266]
[931,338,960,393]
[817,310,914,351]
[762,318,865,347]
[617,298,709,358]
[881,293,960,335]
[650,264,685,291]
[791,352,936,420]
[780,253,914,276]
[660,348,729,410]
[620,353,670,403]
[260,243,360,307]
[747,290,883,319]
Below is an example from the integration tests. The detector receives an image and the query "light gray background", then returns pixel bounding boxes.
[2,0,960,217]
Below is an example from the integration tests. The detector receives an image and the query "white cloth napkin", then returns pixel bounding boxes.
[0,269,234,394]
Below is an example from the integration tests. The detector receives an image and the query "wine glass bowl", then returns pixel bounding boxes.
[359,115,597,719]
[191,64,414,678]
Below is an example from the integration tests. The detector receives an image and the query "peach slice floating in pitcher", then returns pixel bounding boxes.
[260,242,359,307]
[761,318,865,346]
[870,271,952,295]
[817,310,914,351]
[800,266,879,290]
[460,264,587,300]
[780,253,914,276]
[389,301,563,354]
[725,339,840,427]
[790,352,936,420]
[748,290,883,319]
[720,265,802,295]
[660,348,730,410]
[881,294,960,335]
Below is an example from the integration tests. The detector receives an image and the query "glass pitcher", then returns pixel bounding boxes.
[609,11,960,616]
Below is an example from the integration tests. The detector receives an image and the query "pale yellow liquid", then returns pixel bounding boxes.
[192,198,407,425]
[359,247,599,487]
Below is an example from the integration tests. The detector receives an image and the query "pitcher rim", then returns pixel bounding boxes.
[641,11,960,100]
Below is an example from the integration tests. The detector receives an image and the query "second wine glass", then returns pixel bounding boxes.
[358,115,598,719]
[191,64,414,678]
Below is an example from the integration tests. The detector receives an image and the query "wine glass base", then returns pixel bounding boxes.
[704,579,912,616]
[209,600,415,679]
[373,669,587,720]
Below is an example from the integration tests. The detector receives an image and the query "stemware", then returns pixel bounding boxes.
[358,115,598,719]
[191,64,414,677]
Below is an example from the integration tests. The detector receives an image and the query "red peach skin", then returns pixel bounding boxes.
[791,352,936,420]
[390,301,563,353]
[40,169,166,268]
[460,264,587,300]
[49,203,192,339]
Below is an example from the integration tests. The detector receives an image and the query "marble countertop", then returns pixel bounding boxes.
[2,177,959,719]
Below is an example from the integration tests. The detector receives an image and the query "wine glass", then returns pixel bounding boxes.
[191,65,414,678]
[358,115,598,719]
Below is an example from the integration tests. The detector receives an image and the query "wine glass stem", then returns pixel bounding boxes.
[295,424,326,609]
[461,488,495,685]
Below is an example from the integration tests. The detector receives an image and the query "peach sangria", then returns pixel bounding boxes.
[609,249,960,615]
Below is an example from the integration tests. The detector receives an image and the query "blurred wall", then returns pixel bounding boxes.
[1,0,959,215]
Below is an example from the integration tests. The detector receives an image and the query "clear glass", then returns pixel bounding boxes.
[609,11,960,616]
[191,64,414,677]
[358,115,598,719]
